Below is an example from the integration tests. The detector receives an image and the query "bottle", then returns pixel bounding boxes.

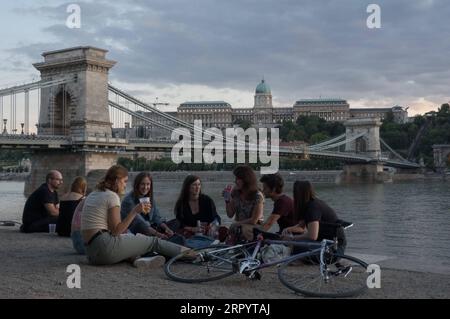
[208,219,220,238]
[195,220,203,236]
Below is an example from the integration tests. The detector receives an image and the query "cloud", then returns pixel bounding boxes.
[3,0,450,114]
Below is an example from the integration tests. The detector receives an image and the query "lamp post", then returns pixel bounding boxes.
[2,119,7,134]
[21,123,24,135]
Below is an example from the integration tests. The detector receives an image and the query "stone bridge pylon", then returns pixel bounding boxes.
[25,46,121,195]
[342,118,387,183]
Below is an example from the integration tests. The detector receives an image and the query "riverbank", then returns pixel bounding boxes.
[4,170,447,185]
[1,226,449,299]
[0,172,29,181]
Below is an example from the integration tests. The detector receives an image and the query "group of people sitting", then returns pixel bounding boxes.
[20,164,346,268]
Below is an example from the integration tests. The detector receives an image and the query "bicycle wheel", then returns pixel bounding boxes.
[165,245,249,283]
[278,253,369,298]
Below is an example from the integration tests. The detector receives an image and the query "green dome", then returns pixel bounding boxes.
[255,79,271,94]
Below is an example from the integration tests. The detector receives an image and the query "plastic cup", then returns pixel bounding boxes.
[223,184,233,201]
[139,197,151,213]
[195,220,203,236]
[49,223,56,234]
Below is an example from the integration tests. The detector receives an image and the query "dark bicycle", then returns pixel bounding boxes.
[164,220,370,298]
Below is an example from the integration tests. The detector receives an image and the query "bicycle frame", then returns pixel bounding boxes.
[201,238,336,274]
[166,221,369,298]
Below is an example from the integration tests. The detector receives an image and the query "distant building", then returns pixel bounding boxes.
[293,99,350,122]
[177,101,232,129]
[349,105,408,123]
[113,111,177,139]
[119,79,409,139]
[132,111,178,139]
[231,79,293,127]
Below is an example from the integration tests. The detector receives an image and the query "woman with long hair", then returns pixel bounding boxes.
[174,175,220,237]
[80,165,192,266]
[283,180,346,253]
[223,165,264,240]
[121,172,174,239]
[56,176,87,237]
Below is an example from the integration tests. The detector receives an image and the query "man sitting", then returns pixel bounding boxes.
[20,170,63,233]
[240,173,298,241]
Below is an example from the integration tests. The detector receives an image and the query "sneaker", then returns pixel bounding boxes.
[133,255,166,269]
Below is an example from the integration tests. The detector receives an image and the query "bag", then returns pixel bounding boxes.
[260,244,292,263]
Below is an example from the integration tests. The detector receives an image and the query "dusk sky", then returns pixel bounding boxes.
[1,0,450,116]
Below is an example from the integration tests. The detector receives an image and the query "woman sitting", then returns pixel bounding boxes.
[71,197,88,254]
[223,165,264,241]
[121,172,174,239]
[282,180,346,255]
[56,177,87,237]
[80,165,192,266]
[174,175,221,238]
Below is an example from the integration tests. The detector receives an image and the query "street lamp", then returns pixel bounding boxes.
[2,119,7,134]
[21,123,24,135]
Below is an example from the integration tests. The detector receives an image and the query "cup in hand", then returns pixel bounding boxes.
[223,184,233,202]
[139,197,151,214]
[195,220,203,236]
[48,223,56,234]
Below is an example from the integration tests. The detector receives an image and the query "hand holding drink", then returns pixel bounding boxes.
[222,184,233,202]
[139,197,151,215]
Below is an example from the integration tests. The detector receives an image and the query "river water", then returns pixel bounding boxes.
[1,178,449,273]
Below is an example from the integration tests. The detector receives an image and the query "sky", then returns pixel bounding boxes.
[1,0,450,120]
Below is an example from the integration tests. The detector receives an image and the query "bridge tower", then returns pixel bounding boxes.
[344,118,381,157]
[25,47,121,195]
[33,46,115,137]
[432,144,450,174]
[342,118,388,183]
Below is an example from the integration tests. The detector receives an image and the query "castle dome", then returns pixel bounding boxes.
[255,79,271,94]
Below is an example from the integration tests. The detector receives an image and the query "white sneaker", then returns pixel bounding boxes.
[133,255,166,269]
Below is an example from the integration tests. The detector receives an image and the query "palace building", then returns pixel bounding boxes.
[123,79,408,139]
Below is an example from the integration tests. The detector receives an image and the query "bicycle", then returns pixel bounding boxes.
[164,220,370,298]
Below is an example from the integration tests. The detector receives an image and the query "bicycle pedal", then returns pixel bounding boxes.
[343,266,352,277]
[249,271,261,280]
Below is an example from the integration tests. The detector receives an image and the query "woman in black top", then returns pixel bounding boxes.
[56,177,87,237]
[174,175,220,236]
[283,180,346,253]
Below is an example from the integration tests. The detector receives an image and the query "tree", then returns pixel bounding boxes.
[117,157,133,170]
[233,119,252,130]
[438,103,450,115]
[310,132,329,144]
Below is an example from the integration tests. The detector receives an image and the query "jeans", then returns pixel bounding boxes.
[85,232,185,265]
[71,230,85,255]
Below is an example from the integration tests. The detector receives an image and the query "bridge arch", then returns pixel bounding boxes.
[50,86,77,135]
[355,136,367,153]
